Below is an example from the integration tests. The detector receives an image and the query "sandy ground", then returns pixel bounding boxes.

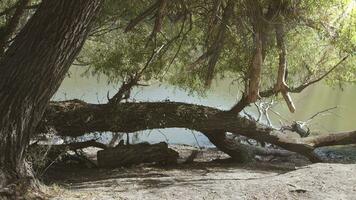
[44,145,356,200]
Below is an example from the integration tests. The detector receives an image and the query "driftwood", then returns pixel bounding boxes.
[97,142,179,168]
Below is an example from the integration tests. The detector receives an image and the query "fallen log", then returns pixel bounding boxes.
[39,100,356,163]
[97,142,179,167]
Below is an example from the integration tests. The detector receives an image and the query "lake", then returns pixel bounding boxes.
[54,67,356,147]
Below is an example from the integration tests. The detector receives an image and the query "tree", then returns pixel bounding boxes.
[0,0,355,197]
[0,0,102,196]
[53,0,354,162]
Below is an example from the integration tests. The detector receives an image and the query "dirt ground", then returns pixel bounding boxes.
[43,145,356,200]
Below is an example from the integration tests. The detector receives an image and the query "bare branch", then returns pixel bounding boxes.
[254,103,262,122]
[289,55,350,93]
[305,106,337,124]
[48,139,108,150]
[304,130,356,148]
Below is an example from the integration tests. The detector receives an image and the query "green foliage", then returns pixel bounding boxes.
[2,0,354,93]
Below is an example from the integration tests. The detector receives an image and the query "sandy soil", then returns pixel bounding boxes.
[44,145,356,200]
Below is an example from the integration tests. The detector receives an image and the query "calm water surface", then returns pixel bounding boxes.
[54,67,356,147]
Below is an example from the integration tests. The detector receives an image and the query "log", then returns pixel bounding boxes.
[39,100,356,162]
[97,142,179,168]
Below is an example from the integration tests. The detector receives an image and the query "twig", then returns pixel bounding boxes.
[157,129,169,143]
[191,130,202,149]
[108,44,163,104]
[305,106,338,124]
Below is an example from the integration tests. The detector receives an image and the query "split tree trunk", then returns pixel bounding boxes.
[41,100,356,163]
[0,0,102,192]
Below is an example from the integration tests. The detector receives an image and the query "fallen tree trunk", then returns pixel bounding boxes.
[39,100,356,162]
[97,142,179,167]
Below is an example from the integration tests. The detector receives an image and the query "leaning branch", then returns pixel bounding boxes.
[229,0,265,113]
[273,21,295,113]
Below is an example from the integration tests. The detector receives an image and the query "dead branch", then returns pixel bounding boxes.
[254,103,263,122]
[305,106,337,124]
[63,139,108,150]
[303,130,356,148]
[281,121,310,138]
[44,139,108,150]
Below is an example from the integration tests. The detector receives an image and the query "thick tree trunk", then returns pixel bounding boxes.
[41,100,356,163]
[0,0,102,193]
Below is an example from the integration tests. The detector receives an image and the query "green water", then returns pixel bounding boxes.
[54,67,356,146]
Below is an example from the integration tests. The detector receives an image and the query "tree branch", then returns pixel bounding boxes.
[260,55,350,98]
[274,20,295,113]
[204,0,234,87]
[150,0,167,39]
[288,55,350,93]
[124,1,160,33]
[51,139,108,150]
[0,0,30,55]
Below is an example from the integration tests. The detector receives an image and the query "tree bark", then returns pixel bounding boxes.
[97,142,179,168]
[40,100,356,163]
[0,0,102,193]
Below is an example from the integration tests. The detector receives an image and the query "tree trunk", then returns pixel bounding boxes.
[0,0,102,193]
[41,100,356,163]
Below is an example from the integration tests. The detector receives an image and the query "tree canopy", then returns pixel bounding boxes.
[1,0,355,98]
[75,0,356,96]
